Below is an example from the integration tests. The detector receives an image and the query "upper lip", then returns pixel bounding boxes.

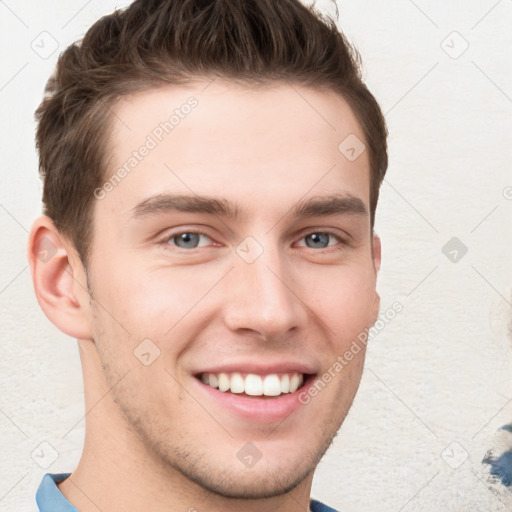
[194,362,317,376]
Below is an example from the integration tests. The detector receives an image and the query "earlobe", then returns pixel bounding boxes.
[28,216,92,340]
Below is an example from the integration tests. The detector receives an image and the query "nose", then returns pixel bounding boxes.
[221,240,308,340]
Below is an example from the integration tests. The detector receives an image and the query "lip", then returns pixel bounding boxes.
[194,362,316,376]
[191,370,317,424]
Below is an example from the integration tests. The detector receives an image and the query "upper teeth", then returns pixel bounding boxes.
[200,372,304,396]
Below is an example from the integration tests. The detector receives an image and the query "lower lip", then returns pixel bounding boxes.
[192,375,314,423]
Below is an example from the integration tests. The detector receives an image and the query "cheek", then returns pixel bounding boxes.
[89,264,230,378]
[306,265,377,336]
[94,263,212,331]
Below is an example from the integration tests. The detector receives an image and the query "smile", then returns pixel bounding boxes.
[199,372,305,397]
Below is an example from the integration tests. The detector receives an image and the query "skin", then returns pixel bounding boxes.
[28,79,381,512]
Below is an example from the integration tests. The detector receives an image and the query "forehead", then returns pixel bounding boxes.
[101,79,370,223]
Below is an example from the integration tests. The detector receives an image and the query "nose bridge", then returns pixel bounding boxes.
[222,236,306,337]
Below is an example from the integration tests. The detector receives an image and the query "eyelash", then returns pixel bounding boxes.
[159,229,348,252]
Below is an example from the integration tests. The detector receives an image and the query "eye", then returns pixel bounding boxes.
[165,231,213,250]
[297,231,343,249]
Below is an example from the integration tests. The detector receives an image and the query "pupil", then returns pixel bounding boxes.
[307,233,328,248]
[176,233,199,248]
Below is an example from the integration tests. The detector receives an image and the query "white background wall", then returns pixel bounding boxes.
[1,1,511,511]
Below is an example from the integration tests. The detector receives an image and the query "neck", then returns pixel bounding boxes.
[57,340,314,512]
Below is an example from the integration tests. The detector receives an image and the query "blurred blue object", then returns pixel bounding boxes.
[483,423,512,488]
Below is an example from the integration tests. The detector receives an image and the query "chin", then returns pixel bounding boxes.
[152,429,338,500]
[174,457,316,499]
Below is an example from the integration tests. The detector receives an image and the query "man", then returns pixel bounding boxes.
[28,0,388,510]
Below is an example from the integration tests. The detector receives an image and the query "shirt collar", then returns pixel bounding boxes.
[36,473,339,512]
[36,473,78,512]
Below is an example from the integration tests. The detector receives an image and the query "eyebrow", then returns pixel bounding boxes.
[130,193,368,222]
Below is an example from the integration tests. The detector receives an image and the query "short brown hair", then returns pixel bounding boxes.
[35,0,388,267]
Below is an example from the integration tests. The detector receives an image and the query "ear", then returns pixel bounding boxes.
[28,216,93,340]
[372,233,382,274]
[369,232,382,324]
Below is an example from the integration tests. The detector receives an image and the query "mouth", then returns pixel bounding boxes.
[192,363,317,422]
[196,371,310,398]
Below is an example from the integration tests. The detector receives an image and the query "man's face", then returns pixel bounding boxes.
[85,80,380,498]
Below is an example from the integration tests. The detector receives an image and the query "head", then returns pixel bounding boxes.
[29,0,388,501]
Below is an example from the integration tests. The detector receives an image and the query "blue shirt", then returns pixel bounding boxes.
[482,423,512,489]
[36,473,340,511]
